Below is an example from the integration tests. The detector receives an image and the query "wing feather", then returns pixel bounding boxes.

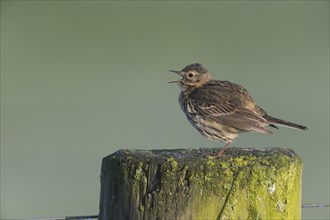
[187,81,272,134]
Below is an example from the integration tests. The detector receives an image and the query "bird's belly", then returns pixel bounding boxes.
[188,114,239,142]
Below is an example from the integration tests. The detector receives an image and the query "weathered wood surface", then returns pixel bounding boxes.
[99,148,302,220]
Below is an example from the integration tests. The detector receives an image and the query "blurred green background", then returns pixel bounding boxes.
[1,1,329,219]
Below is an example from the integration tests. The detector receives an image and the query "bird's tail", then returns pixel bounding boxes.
[264,114,308,131]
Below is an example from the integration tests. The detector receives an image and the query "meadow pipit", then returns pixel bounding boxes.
[169,63,308,156]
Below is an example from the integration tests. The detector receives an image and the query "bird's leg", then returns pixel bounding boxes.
[217,141,231,157]
[207,141,232,159]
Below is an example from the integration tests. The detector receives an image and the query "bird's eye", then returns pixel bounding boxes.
[188,72,194,78]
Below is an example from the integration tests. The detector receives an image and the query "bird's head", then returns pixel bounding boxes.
[169,63,212,91]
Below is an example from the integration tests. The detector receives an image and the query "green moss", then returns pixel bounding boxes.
[167,157,179,171]
[133,161,143,180]
[205,156,216,167]
[178,151,301,219]
[232,156,248,166]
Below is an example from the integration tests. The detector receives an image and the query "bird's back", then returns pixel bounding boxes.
[188,80,260,114]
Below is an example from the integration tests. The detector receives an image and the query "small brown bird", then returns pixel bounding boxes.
[169,63,308,156]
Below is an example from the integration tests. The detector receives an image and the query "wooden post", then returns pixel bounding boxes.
[99,148,302,220]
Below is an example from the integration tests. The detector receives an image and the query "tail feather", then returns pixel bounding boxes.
[269,124,279,129]
[264,115,308,131]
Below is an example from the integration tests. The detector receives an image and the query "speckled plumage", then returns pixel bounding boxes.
[170,63,308,156]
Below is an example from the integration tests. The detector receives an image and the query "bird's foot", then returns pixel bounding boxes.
[211,143,231,158]
[206,147,230,159]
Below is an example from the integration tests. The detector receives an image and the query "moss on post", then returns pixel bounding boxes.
[99,148,302,220]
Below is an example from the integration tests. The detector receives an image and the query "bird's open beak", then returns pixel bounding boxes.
[168,70,182,83]
[169,70,181,74]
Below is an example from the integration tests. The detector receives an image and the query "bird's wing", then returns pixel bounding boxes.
[189,83,272,134]
[190,100,272,134]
